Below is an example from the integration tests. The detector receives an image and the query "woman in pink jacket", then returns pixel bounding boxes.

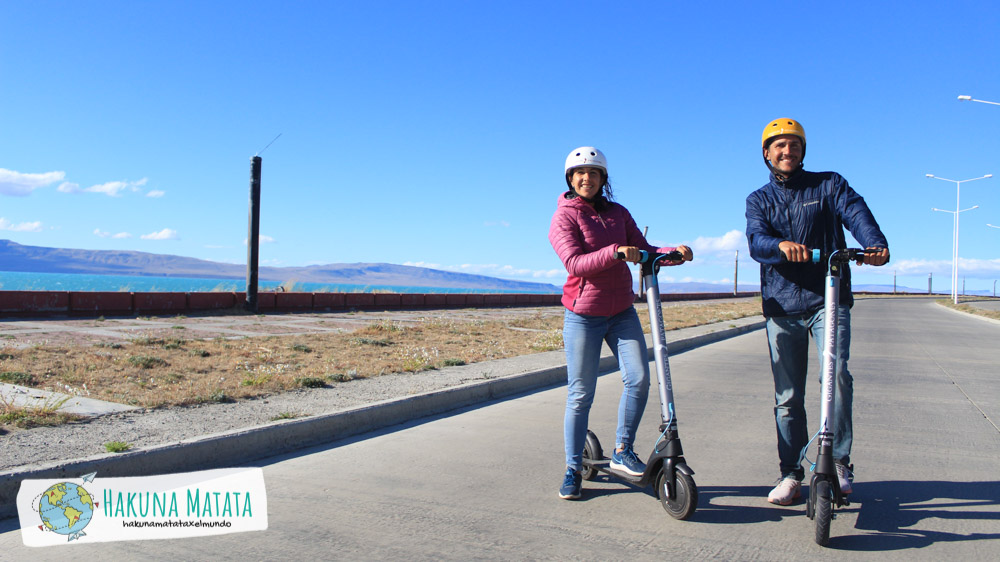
[549,146,692,500]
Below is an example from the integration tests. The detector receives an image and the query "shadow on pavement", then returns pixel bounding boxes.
[692,480,1000,550]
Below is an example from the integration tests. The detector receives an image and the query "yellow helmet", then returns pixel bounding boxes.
[761,118,806,149]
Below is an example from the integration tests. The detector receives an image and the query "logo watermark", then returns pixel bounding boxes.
[18,467,267,547]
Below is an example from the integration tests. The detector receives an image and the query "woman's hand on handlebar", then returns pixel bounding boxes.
[617,246,642,263]
[778,241,811,262]
[673,245,693,262]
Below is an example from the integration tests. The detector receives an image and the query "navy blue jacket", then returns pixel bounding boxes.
[745,170,889,318]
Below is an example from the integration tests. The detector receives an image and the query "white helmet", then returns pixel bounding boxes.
[564,147,607,174]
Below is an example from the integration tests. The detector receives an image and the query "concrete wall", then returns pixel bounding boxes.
[0,290,759,318]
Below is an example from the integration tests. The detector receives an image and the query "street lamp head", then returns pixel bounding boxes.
[926,174,935,178]
[986,174,994,178]
[958,95,972,101]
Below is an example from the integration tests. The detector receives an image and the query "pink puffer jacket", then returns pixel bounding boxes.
[549,192,676,317]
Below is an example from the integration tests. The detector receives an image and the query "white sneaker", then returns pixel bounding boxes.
[767,476,802,505]
[836,463,853,495]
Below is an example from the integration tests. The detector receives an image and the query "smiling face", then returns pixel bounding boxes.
[764,134,804,176]
[569,166,604,200]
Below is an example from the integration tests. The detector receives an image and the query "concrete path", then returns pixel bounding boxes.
[3,297,999,559]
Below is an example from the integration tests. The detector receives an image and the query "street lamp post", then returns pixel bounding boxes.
[928,173,993,305]
[958,95,1000,106]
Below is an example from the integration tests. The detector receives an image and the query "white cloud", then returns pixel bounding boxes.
[484,220,511,227]
[95,228,133,238]
[86,181,132,197]
[691,230,746,254]
[146,190,166,198]
[404,261,442,269]
[0,217,43,232]
[404,261,564,281]
[0,168,65,196]
[61,178,149,197]
[243,235,275,245]
[141,228,179,240]
[891,257,1000,278]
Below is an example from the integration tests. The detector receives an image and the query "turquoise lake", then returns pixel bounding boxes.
[0,271,555,294]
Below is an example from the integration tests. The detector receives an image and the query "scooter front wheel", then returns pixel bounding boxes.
[814,480,832,546]
[657,468,698,520]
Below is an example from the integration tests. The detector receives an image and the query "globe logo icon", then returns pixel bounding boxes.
[38,482,95,541]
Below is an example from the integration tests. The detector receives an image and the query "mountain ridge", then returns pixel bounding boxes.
[0,240,561,293]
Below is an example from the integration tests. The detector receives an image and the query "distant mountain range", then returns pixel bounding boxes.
[0,240,561,293]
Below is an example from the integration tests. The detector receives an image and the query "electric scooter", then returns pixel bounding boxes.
[580,250,698,520]
[806,247,870,546]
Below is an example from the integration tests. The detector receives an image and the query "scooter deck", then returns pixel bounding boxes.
[583,457,646,485]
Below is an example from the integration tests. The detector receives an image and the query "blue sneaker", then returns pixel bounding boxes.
[559,468,582,499]
[610,446,646,476]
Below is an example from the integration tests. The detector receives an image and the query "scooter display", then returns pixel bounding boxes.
[579,250,697,520]
[806,247,870,546]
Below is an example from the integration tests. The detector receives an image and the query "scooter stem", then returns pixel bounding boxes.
[641,259,677,431]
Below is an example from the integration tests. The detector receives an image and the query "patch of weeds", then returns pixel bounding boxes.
[94,342,124,349]
[402,358,436,372]
[0,353,15,360]
[351,336,391,347]
[209,389,232,403]
[241,373,272,386]
[0,395,79,428]
[174,315,187,320]
[295,376,326,388]
[270,412,307,421]
[104,441,132,453]
[529,331,563,352]
[0,371,36,385]
[440,358,466,367]
[163,338,185,350]
[128,355,168,369]
[165,373,184,383]
[171,325,186,330]
[189,349,211,358]
[327,372,354,383]
[291,344,312,353]
[129,336,165,347]
[96,316,106,322]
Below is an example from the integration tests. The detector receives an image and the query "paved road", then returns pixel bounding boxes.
[3,297,999,559]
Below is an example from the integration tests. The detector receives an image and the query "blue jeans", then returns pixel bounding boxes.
[563,307,650,471]
[765,305,853,480]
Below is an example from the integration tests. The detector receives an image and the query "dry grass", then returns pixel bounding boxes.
[0,300,761,414]
[942,298,1000,321]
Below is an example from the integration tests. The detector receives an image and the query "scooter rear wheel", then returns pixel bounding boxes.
[814,480,832,546]
[580,430,602,481]
[657,468,698,520]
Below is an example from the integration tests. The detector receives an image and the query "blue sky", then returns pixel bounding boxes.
[2,1,999,293]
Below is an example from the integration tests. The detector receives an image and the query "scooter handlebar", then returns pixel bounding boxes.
[615,250,684,265]
[810,248,872,265]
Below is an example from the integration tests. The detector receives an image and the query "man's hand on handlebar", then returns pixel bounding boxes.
[861,247,889,266]
[778,241,811,262]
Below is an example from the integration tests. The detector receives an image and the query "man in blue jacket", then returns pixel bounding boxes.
[745,118,889,506]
